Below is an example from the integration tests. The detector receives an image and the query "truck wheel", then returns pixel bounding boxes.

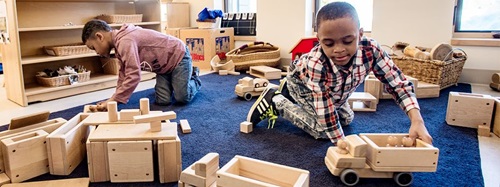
[243,92,253,101]
[340,169,359,186]
[393,172,413,186]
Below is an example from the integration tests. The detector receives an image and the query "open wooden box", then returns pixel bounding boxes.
[216,155,309,187]
[359,133,439,172]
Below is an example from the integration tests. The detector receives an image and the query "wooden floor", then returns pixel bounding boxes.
[0,74,498,187]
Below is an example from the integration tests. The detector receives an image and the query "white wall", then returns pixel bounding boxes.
[186,0,500,83]
[173,0,223,26]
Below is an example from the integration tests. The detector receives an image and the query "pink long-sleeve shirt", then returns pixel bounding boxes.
[111,24,186,103]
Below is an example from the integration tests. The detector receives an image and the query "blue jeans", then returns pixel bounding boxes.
[155,47,201,105]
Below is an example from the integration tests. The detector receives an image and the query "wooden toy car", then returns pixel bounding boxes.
[235,77,269,101]
[325,133,439,186]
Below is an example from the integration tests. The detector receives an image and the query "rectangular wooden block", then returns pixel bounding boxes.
[348,92,377,112]
[195,152,219,185]
[1,130,49,183]
[9,110,50,130]
[88,123,177,142]
[107,102,118,122]
[416,82,440,98]
[249,66,282,80]
[140,98,150,115]
[240,121,253,133]
[46,113,91,175]
[150,121,162,132]
[345,135,367,157]
[2,177,89,187]
[216,155,309,187]
[478,125,491,137]
[133,111,177,124]
[446,92,495,128]
[180,119,192,133]
[158,136,182,183]
[325,147,365,169]
[108,141,154,182]
[119,109,141,121]
[87,141,109,182]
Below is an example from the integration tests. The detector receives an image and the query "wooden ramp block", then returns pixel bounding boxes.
[1,130,50,183]
[2,177,89,187]
[249,66,282,80]
[347,92,377,112]
[108,141,154,182]
[180,119,192,134]
[446,92,495,128]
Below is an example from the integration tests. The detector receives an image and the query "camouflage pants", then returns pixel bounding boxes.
[273,76,354,140]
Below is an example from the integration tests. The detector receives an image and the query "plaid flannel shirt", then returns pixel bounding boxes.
[291,37,420,142]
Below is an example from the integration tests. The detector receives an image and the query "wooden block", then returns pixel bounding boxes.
[150,121,162,132]
[416,82,440,98]
[180,164,207,187]
[325,147,366,169]
[0,173,10,185]
[345,135,367,157]
[9,110,50,130]
[347,92,378,112]
[133,111,177,124]
[46,113,90,175]
[119,109,141,121]
[87,123,177,142]
[140,98,150,115]
[219,70,228,76]
[1,130,49,183]
[478,125,491,137]
[2,177,89,187]
[228,71,240,75]
[240,121,253,133]
[249,66,282,80]
[88,141,109,182]
[493,98,500,137]
[180,119,192,133]
[107,101,118,122]
[195,153,219,185]
[85,126,96,182]
[0,118,66,174]
[158,137,182,183]
[216,155,310,187]
[364,76,382,100]
[446,92,495,128]
[108,141,154,182]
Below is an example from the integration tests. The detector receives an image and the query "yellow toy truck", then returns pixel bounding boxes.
[325,133,439,186]
[235,77,270,101]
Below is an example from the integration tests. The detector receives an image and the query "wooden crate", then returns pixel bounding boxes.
[446,92,495,128]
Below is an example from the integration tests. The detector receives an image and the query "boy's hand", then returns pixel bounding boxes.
[407,109,433,145]
[96,99,115,111]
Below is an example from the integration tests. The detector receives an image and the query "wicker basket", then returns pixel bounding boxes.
[96,14,143,23]
[44,44,94,56]
[100,58,120,75]
[226,41,281,71]
[391,48,467,89]
[36,71,91,87]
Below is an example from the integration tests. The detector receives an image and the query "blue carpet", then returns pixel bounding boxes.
[7,73,483,187]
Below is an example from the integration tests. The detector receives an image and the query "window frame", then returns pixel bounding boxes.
[451,0,500,46]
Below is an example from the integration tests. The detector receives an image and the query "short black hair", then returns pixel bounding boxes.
[81,19,112,43]
[316,2,360,29]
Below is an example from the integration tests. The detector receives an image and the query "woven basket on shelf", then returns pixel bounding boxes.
[44,44,94,56]
[226,41,281,71]
[36,71,91,87]
[391,48,467,90]
[100,58,120,75]
[96,14,143,24]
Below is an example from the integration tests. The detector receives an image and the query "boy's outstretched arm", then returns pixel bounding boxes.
[407,108,433,144]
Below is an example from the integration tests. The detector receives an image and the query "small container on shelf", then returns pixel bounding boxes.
[100,57,120,75]
[36,71,91,87]
[44,43,94,56]
[96,14,143,24]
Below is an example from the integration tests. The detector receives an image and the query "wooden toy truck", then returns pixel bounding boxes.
[325,133,439,186]
[235,77,270,101]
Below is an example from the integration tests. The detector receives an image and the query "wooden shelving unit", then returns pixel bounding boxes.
[1,0,161,106]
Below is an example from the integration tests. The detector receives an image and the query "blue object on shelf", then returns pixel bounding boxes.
[0,63,3,74]
[197,7,223,21]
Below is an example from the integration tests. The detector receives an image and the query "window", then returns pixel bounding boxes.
[315,0,373,32]
[454,0,500,32]
[224,0,256,13]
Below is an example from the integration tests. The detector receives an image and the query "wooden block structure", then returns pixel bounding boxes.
[446,92,495,130]
[347,92,378,112]
[216,155,310,187]
[240,121,253,133]
[2,177,89,187]
[46,113,92,175]
[0,117,66,183]
[179,119,192,134]
[179,153,219,187]
[133,111,177,132]
[249,66,282,80]
[86,122,181,183]
[494,97,500,137]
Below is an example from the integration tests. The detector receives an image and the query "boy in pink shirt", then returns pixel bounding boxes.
[82,19,201,109]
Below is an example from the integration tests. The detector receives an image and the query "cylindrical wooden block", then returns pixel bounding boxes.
[107,101,118,122]
[492,73,500,84]
[140,98,150,115]
[403,46,422,58]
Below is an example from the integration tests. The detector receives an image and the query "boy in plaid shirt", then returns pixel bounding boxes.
[247,2,432,145]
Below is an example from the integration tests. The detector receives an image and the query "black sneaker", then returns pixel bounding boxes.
[246,87,279,127]
[192,66,200,77]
